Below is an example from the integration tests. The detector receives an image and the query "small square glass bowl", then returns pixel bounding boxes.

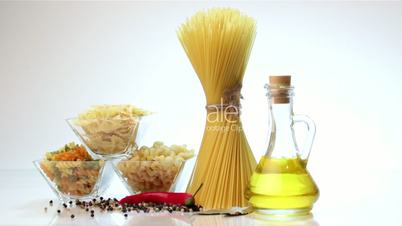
[66,117,141,159]
[33,160,106,201]
[113,158,190,193]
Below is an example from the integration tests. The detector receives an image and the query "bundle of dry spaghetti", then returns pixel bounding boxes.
[177,8,257,209]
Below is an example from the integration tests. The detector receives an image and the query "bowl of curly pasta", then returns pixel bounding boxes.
[33,142,106,201]
[113,141,194,193]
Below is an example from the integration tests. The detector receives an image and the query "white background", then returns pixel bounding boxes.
[0,1,402,225]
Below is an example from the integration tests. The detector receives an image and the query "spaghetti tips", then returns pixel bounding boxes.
[178,8,257,209]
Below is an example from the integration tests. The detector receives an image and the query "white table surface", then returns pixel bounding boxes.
[0,170,400,226]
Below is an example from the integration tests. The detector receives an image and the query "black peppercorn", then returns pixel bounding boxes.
[57,209,61,214]
[91,213,94,217]
[70,214,75,219]
[90,210,94,214]
[49,200,53,205]
[124,213,128,218]
[85,208,89,212]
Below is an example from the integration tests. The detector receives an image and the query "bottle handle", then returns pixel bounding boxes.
[293,114,316,162]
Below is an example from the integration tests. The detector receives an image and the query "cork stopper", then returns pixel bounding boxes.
[269,75,291,87]
[269,75,292,104]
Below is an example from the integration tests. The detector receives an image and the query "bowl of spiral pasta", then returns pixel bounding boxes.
[67,105,150,159]
[113,141,195,193]
[33,142,106,201]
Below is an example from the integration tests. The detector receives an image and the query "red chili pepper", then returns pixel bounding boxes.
[120,183,203,207]
[120,192,195,206]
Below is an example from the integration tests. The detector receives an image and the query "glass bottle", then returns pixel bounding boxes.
[248,75,319,216]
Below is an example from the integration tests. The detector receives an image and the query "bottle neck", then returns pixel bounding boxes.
[266,87,299,159]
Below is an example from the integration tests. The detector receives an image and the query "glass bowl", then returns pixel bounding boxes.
[33,160,106,201]
[66,117,141,159]
[113,158,191,193]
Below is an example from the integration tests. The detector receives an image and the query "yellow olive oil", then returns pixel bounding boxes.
[249,157,319,212]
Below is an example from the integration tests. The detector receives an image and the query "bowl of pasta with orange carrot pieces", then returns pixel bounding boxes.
[33,142,106,201]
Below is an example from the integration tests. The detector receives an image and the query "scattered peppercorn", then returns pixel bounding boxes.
[49,200,53,205]
[43,197,201,220]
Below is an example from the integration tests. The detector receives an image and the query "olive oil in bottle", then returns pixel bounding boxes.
[249,157,318,210]
[248,76,319,216]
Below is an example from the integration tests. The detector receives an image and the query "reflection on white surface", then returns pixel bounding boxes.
[124,214,193,226]
[194,215,259,226]
[192,214,318,226]
[250,213,319,226]
[46,202,194,226]
[46,206,319,226]
[48,211,194,226]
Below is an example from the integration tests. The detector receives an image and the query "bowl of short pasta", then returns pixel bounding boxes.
[67,117,140,159]
[34,160,106,201]
[33,143,106,201]
[113,141,194,193]
[66,105,150,159]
